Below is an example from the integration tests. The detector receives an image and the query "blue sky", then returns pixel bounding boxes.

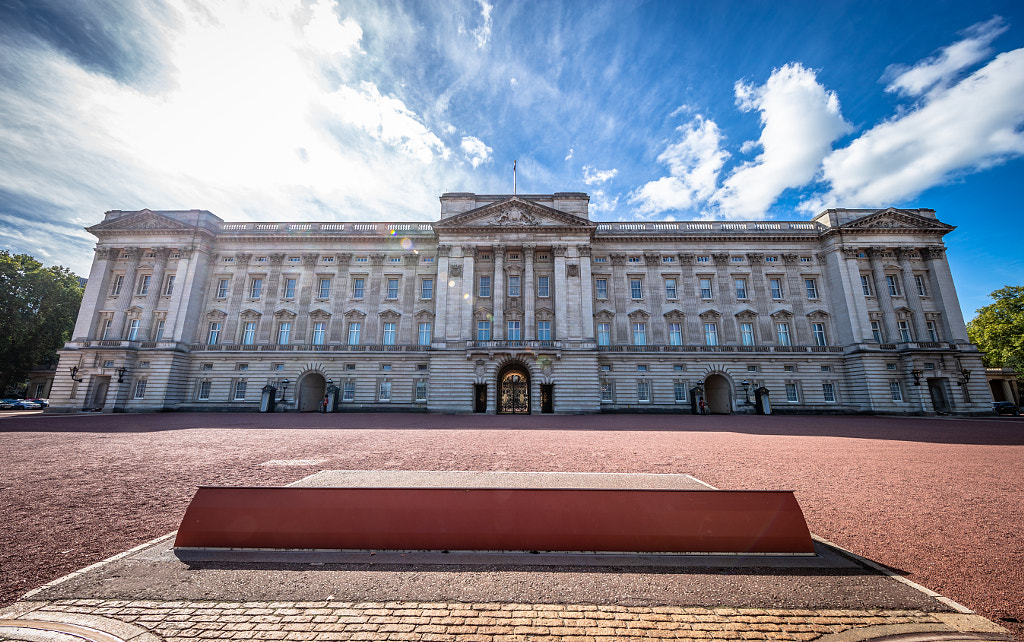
[1,0,1022,320]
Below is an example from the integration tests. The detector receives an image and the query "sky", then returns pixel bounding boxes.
[1,0,1022,321]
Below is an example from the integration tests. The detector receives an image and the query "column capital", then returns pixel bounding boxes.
[522,243,536,257]
[746,252,763,264]
[645,252,662,264]
[404,253,419,265]
[370,253,386,266]
[610,253,627,266]
[95,246,116,260]
[711,252,729,265]
[493,244,506,257]
[678,253,694,265]
[303,253,319,267]
[552,244,567,257]
[576,245,592,257]
[269,253,285,265]
[921,245,945,260]
[437,244,451,257]
[781,253,800,265]
[235,252,251,265]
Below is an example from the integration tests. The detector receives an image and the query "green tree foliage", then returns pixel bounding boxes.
[0,251,84,394]
[967,286,1024,371]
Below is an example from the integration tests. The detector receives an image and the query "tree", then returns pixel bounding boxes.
[967,286,1024,371]
[0,251,84,395]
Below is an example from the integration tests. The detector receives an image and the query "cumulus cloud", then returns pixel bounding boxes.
[582,165,618,185]
[303,0,363,57]
[460,135,493,168]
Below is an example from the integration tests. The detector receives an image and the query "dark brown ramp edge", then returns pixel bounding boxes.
[173,487,814,554]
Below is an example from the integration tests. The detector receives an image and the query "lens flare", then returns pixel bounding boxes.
[400,237,413,250]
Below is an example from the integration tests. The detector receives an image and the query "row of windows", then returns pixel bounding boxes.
[597,380,838,403]
[594,277,821,301]
[594,321,829,347]
[219,277,436,301]
[101,318,167,341]
[110,274,175,297]
[860,274,929,297]
[207,320,434,346]
[869,319,941,343]
[192,379,428,403]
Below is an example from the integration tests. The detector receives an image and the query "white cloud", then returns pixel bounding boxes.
[884,17,1007,97]
[303,0,363,57]
[565,147,574,161]
[713,63,852,219]
[582,165,618,185]
[459,0,493,50]
[460,135,493,168]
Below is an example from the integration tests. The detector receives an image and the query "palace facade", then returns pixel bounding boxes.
[48,192,991,415]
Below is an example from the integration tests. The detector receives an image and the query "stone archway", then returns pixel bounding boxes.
[704,374,732,414]
[497,363,531,414]
[297,372,327,412]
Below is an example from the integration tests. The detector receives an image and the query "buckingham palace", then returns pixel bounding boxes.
[47,192,992,415]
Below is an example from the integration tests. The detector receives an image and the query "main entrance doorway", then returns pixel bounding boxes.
[704,374,732,414]
[298,373,327,412]
[497,365,530,414]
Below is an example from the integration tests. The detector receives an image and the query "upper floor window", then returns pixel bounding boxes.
[421,278,433,300]
[704,323,719,346]
[127,319,140,341]
[249,278,263,299]
[162,275,175,296]
[805,278,818,299]
[477,320,491,341]
[347,322,361,345]
[241,321,256,345]
[595,278,608,299]
[508,275,521,297]
[735,278,747,299]
[871,320,883,343]
[628,256,641,263]
[597,322,610,346]
[312,321,326,345]
[352,278,365,298]
[812,322,828,346]
[110,274,125,297]
[507,320,521,340]
[886,275,900,296]
[386,278,399,299]
[740,322,754,346]
[630,278,643,299]
[207,322,221,345]
[216,278,229,298]
[478,276,491,297]
[777,323,791,346]
[137,275,151,296]
[318,278,331,299]
[277,322,291,345]
[418,322,432,346]
[283,278,296,298]
[770,278,784,299]
[538,276,550,298]
[898,320,912,343]
[382,322,396,345]
[633,322,647,346]
[665,278,677,299]
[765,256,778,263]
[699,278,713,299]
[927,320,939,342]
[507,253,520,261]
[668,322,682,346]
[537,320,551,341]
[696,256,710,263]
[662,256,676,263]
[915,275,927,296]
[861,275,872,296]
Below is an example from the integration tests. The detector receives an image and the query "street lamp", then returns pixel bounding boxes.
[278,379,290,402]
[69,366,83,382]
[741,380,750,402]
[911,369,923,385]
[116,366,128,383]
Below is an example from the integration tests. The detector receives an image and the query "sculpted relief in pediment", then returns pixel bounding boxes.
[490,206,538,226]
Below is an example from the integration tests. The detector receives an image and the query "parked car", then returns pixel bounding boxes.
[27,398,49,407]
[993,401,1021,416]
[0,399,17,410]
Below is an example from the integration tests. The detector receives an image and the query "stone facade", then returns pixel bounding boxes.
[47,193,992,415]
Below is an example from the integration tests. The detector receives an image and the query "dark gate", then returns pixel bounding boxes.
[498,367,530,414]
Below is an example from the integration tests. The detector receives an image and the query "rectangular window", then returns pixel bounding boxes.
[697,256,710,263]
[704,323,719,346]
[507,320,521,340]
[111,275,124,297]
[927,321,938,342]
[890,381,903,402]
[352,278,365,298]
[508,275,521,297]
[277,322,291,345]
[478,276,491,297]
[234,380,247,401]
[777,323,791,346]
[312,322,326,345]
[418,322,432,346]
[674,381,688,403]
[378,380,392,401]
[538,276,550,298]
[700,278,713,299]
[347,322,361,345]
[822,383,836,402]
[786,383,799,402]
[217,278,229,298]
[207,322,221,345]
[898,320,912,342]
[600,380,613,402]
[137,275,151,296]
[537,320,551,341]
[473,320,489,341]
[421,278,433,299]
[595,278,608,299]
[770,278,784,299]
[415,380,428,401]
[861,275,872,296]
[342,381,355,401]
[386,278,399,299]
[382,322,395,345]
[127,319,140,341]
[198,380,211,400]
[871,320,883,343]
[886,275,900,296]
[597,322,610,346]
[735,278,747,299]
[318,278,331,298]
[668,322,682,346]
[812,322,828,346]
[740,322,754,346]
[249,278,263,299]
[134,379,147,399]
[637,380,651,402]
[164,275,175,296]
[241,322,256,345]
[805,278,818,299]
[665,278,677,299]
[633,322,647,346]
[630,278,643,299]
[915,275,927,296]
[155,319,165,341]
[282,278,296,298]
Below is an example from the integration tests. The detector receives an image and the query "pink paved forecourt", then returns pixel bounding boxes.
[0,411,1022,640]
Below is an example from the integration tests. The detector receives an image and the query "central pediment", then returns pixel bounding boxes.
[87,209,196,234]
[433,196,595,230]
[839,208,954,233]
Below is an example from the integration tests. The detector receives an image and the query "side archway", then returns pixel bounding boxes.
[297,372,327,412]
[704,374,732,414]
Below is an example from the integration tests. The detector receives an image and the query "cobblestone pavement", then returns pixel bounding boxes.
[1,599,1011,642]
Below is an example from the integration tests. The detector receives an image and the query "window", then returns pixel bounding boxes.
[770,278,783,299]
[699,278,713,299]
[311,321,326,345]
[786,383,799,402]
[732,256,743,263]
[277,322,291,345]
[352,278,365,298]
[164,275,175,296]
[200,363,213,371]
[381,363,392,371]
[927,321,939,342]
[898,320,912,342]
[812,322,828,346]
[890,381,903,402]
[747,365,758,372]
[887,363,898,370]
[871,321,883,343]
[628,256,641,263]
[600,381,613,402]
[134,379,147,399]
[342,381,356,401]
[915,275,927,296]
[478,276,491,297]
[665,279,677,299]
[155,320,165,341]
[111,275,124,297]
[637,380,651,402]
[508,253,521,261]
[421,278,433,300]
[886,275,900,296]
[597,322,610,346]
[663,256,675,263]
[784,365,796,372]
[633,322,647,346]
[735,279,747,299]
[776,323,791,346]
[765,256,778,263]
[674,382,688,403]
[600,364,611,372]
[740,323,754,346]
[507,320,521,340]
[538,276,550,297]
[322,256,334,263]
[477,320,491,341]
[104,360,115,368]
[805,278,818,299]
[272,363,284,371]
[696,256,710,263]
[347,322,361,345]
[249,278,263,299]
[415,380,428,402]
[137,275,151,296]
[386,278,399,299]
[595,278,608,299]
[382,322,395,345]
[198,380,211,400]
[217,278,229,298]
[241,322,256,345]
[234,380,247,401]
[283,278,296,298]
[704,323,719,346]
[318,278,331,298]
[630,279,643,299]
[822,383,836,402]
[861,275,872,296]
[821,365,831,372]
[127,319,140,341]
[508,275,521,297]
[668,323,682,345]
[537,321,551,341]
[418,322,432,346]
[637,364,648,372]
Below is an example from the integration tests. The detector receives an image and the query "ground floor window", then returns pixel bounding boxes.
[637,379,651,402]
[890,381,903,402]
[198,380,211,400]
[786,382,799,402]
[414,380,428,401]
[343,380,355,401]
[234,380,247,401]
[133,379,147,399]
[674,381,687,402]
[378,379,392,401]
[822,382,836,403]
[600,380,613,402]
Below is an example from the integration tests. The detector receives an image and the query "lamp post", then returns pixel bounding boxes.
[911,369,923,386]
[741,380,750,403]
[278,379,289,403]
[116,366,128,383]
[69,366,83,382]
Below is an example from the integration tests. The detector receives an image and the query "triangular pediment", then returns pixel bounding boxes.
[434,196,595,230]
[87,210,195,233]
[840,208,954,233]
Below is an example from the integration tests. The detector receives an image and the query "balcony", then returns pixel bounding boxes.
[597,344,845,354]
[190,343,429,353]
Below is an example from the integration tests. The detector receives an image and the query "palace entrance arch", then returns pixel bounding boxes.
[497,363,531,414]
[297,373,327,412]
[705,374,732,414]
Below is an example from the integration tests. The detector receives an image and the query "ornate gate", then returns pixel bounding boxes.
[499,367,530,414]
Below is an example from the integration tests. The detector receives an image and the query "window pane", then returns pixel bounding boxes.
[740,322,754,346]
[319,278,331,298]
[861,275,872,296]
[343,381,355,401]
[597,322,610,346]
[418,322,431,345]
[668,323,682,345]
[353,278,365,297]
[822,383,835,402]
[633,322,646,346]
[700,279,712,299]
[777,323,791,346]
[242,322,256,345]
[382,322,395,345]
[538,276,549,297]
[595,278,608,298]
[812,322,827,346]
[674,382,687,402]
[637,380,650,401]
[312,322,326,345]
[538,321,551,341]
[234,380,247,400]
[477,320,491,341]
[217,278,228,298]
[630,279,643,299]
[278,322,291,344]
[805,279,817,298]
[479,276,491,297]
[421,279,433,299]
[508,276,520,297]
[890,381,903,401]
[507,321,521,340]
[770,278,783,299]
[379,380,391,401]
[786,383,798,402]
[348,322,361,345]
[387,278,398,299]
[665,279,677,298]
[735,279,747,299]
[284,278,296,298]
[250,278,262,298]
[704,323,718,346]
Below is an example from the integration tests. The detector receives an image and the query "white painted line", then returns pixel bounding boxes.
[260,459,327,467]
[685,474,719,489]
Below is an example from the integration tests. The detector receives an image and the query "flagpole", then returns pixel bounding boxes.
[513,160,517,195]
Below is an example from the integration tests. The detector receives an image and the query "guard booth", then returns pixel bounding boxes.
[259,384,277,413]
[754,386,772,415]
[324,381,340,413]
[689,386,703,414]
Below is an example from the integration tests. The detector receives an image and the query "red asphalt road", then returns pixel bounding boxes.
[1,411,1022,638]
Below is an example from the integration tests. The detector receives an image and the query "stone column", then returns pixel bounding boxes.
[295,253,319,342]
[401,253,420,344]
[138,247,171,340]
[73,246,115,340]
[866,247,898,342]
[712,253,734,344]
[745,253,773,343]
[839,247,872,344]
[435,245,451,342]
[782,253,808,343]
[896,247,929,341]
[110,247,143,339]
[523,244,536,340]
[922,245,969,342]
[610,253,629,343]
[223,253,251,343]
[679,254,699,343]
[553,244,569,340]
[460,246,475,342]
[329,253,351,343]
[493,244,506,340]
[578,245,595,341]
